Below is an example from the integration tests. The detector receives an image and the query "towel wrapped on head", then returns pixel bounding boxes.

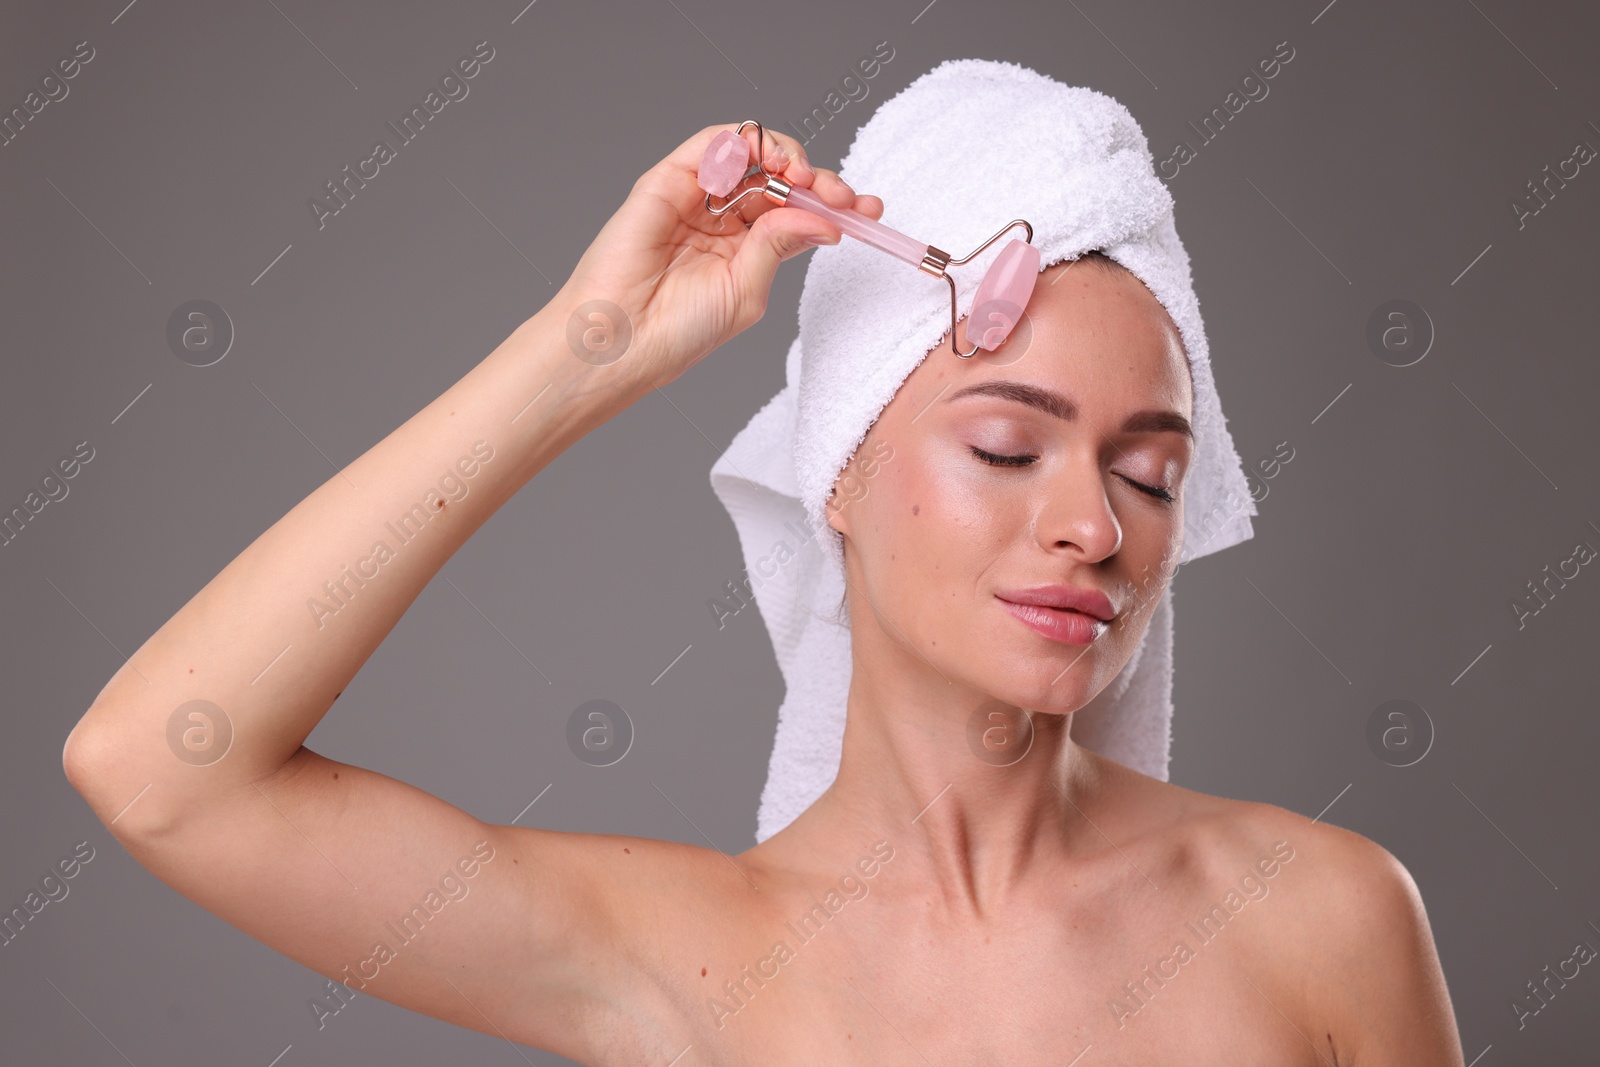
[709,57,1257,845]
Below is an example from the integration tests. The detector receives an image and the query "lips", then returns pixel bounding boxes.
[993,584,1116,622]
[996,598,1106,645]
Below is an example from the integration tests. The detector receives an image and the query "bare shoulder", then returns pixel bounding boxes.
[1169,792,1431,951]
[1173,793,1465,1065]
[1222,799,1431,947]
[1200,793,1405,892]
[1132,778,1427,911]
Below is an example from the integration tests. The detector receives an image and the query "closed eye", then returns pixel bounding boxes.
[968,446,1176,504]
[969,445,1034,468]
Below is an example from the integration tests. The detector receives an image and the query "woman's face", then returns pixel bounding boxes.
[826,257,1196,715]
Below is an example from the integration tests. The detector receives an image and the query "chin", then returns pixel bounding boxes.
[992,628,1141,713]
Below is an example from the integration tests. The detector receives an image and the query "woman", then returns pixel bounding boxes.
[63,95,1463,1066]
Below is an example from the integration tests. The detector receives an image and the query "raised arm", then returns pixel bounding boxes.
[62,122,872,1061]
[61,299,655,1057]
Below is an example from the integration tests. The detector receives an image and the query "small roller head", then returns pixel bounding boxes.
[967,239,1042,351]
[699,130,752,197]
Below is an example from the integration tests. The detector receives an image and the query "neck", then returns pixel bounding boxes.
[798,665,1108,922]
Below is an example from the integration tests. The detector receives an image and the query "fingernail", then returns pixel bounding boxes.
[806,234,833,246]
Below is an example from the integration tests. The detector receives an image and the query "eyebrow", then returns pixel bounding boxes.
[944,379,1194,441]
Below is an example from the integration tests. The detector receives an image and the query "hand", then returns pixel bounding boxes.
[548,122,884,393]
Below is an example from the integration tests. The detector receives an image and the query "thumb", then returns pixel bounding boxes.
[731,207,839,306]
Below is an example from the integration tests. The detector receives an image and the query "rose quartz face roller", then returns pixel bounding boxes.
[698,120,1041,358]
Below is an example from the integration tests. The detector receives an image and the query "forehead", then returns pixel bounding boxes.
[896,257,1193,416]
[1029,257,1188,370]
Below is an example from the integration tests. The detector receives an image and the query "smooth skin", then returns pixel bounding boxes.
[64,123,1463,1066]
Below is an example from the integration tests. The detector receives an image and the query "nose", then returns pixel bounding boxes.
[1035,461,1123,562]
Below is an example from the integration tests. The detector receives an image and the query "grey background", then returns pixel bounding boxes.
[3,0,1596,1063]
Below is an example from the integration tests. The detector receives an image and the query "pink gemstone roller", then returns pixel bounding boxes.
[698,121,1042,358]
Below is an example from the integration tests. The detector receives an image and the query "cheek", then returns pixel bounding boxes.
[1129,493,1184,563]
[883,449,1021,563]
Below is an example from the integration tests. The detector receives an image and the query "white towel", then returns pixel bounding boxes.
[709,58,1258,845]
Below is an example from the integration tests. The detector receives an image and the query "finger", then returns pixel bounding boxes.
[728,206,840,311]
[668,123,812,186]
[724,129,821,226]
[805,166,860,209]
[731,182,879,232]
[743,126,815,182]
[658,124,809,232]
[756,135,809,183]
[667,124,868,230]
[666,123,749,171]
[740,127,829,197]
